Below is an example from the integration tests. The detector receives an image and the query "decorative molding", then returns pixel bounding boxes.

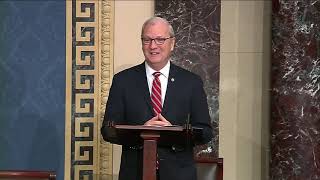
[65,1,114,179]
[99,0,114,178]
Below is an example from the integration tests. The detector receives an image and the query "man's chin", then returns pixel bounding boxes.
[146,58,162,64]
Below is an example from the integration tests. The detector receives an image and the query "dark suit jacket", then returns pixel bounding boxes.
[101,62,213,180]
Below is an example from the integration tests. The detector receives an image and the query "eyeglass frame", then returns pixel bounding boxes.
[141,36,174,45]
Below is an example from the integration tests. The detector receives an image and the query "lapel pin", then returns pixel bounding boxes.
[171,78,175,82]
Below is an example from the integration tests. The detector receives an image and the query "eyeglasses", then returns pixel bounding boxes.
[141,37,174,45]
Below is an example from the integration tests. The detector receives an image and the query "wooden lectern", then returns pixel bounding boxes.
[105,123,201,180]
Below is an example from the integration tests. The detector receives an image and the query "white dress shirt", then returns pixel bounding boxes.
[145,61,170,106]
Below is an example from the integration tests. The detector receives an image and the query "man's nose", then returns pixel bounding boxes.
[149,40,158,48]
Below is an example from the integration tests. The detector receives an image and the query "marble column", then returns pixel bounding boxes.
[155,0,221,158]
[271,0,320,179]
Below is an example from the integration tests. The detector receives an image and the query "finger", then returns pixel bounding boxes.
[144,119,168,126]
[158,114,172,126]
[158,114,166,121]
[144,116,160,126]
[150,120,168,126]
[158,114,170,123]
[150,115,159,121]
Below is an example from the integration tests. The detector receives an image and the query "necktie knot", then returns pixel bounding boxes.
[153,72,161,78]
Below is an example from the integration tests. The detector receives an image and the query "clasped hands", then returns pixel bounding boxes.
[144,113,172,127]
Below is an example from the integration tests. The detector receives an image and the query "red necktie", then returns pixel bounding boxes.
[151,72,162,115]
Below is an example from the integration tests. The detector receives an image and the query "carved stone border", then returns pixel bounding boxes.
[65,1,114,179]
[99,0,114,178]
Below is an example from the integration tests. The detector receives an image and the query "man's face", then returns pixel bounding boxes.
[141,21,175,70]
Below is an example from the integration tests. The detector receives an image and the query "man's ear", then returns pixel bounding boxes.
[170,37,176,51]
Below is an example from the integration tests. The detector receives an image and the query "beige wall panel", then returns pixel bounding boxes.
[114,1,154,74]
[237,1,266,53]
[220,1,271,180]
[221,1,239,53]
[112,1,154,178]
[236,52,264,180]
[219,52,239,180]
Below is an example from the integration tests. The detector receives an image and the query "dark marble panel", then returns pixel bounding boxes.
[155,0,221,158]
[271,0,320,179]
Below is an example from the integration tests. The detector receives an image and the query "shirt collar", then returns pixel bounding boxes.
[145,60,170,78]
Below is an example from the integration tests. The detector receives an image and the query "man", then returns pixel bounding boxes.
[101,17,212,180]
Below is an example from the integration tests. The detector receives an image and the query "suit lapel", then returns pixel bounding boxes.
[135,63,154,115]
[162,64,178,115]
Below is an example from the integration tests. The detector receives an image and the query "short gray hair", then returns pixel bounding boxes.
[141,17,175,37]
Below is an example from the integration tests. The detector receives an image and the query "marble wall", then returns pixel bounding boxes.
[155,0,221,157]
[271,0,320,179]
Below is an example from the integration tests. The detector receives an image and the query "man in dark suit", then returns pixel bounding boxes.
[101,17,212,180]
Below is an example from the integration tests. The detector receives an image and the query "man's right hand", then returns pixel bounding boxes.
[143,114,172,126]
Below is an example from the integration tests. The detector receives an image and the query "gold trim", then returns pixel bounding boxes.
[98,0,114,177]
[75,117,94,137]
[66,0,114,179]
[76,46,95,66]
[64,0,72,179]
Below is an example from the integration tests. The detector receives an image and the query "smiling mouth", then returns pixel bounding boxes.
[150,52,160,55]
